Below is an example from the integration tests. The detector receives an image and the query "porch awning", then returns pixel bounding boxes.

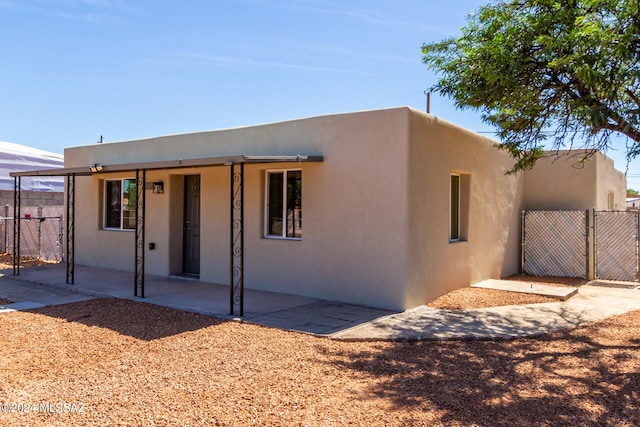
[10,154,324,177]
[10,153,323,317]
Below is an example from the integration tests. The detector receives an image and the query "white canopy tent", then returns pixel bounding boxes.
[0,141,64,192]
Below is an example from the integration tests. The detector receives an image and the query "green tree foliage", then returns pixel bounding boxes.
[422,0,640,171]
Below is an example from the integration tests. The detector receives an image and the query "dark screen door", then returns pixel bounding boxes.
[183,175,201,275]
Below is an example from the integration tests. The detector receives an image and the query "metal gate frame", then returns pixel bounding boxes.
[593,209,640,281]
[521,210,590,279]
[522,209,640,281]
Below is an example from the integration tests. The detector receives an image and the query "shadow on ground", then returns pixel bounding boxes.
[320,309,640,425]
[26,298,228,341]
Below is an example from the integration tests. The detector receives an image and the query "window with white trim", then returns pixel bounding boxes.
[265,169,302,239]
[104,178,137,230]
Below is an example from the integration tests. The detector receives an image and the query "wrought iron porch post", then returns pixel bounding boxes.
[66,173,75,284]
[134,169,146,297]
[13,176,21,275]
[229,162,244,316]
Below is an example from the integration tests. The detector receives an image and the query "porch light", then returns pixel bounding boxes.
[90,163,103,173]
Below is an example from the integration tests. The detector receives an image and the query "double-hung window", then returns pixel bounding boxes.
[104,178,137,230]
[265,169,302,239]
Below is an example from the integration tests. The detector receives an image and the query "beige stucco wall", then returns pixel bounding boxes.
[594,152,627,210]
[67,108,411,310]
[65,108,625,310]
[523,150,626,211]
[405,110,523,307]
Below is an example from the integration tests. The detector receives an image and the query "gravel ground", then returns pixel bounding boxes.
[1,297,639,426]
[1,261,634,426]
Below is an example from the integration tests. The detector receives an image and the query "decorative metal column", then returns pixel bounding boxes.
[229,162,244,316]
[66,174,75,284]
[13,176,21,275]
[134,169,146,297]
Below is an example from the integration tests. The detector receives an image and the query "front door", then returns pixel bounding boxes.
[183,175,201,275]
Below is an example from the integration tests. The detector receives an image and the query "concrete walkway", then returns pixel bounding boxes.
[1,263,640,340]
[0,263,395,335]
[332,284,640,340]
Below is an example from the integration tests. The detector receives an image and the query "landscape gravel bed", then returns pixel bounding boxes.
[1,296,638,426]
[428,275,586,310]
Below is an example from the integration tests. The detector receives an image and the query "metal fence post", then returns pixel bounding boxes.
[585,209,590,281]
[592,207,597,280]
[3,204,8,253]
[520,209,526,274]
[37,205,43,260]
[59,215,64,261]
[636,210,639,280]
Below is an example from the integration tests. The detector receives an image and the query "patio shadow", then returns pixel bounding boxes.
[26,297,227,341]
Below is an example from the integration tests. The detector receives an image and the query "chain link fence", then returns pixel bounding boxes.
[522,210,588,278]
[0,205,64,262]
[522,209,640,281]
[594,210,639,281]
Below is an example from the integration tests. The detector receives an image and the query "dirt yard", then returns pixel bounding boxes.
[1,297,638,426]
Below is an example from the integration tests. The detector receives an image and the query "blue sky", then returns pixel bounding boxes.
[1,0,639,188]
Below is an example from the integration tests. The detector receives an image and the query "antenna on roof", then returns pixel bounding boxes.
[424,91,431,114]
[98,135,103,144]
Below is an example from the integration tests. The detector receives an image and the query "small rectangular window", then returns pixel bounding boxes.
[104,178,136,230]
[450,174,460,241]
[266,170,302,239]
[607,191,615,210]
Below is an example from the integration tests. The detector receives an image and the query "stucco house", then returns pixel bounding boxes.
[523,150,626,211]
[11,107,626,312]
[627,197,640,210]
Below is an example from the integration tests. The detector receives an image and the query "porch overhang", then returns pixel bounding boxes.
[9,154,324,177]
[10,153,324,316]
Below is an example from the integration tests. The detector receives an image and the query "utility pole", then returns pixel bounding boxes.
[424,91,431,114]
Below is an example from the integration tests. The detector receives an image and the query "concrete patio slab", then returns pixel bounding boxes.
[472,278,578,300]
[2,263,639,340]
[0,263,394,335]
[0,300,46,314]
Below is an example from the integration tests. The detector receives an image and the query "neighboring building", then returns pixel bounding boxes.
[522,150,626,211]
[0,141,64,209]
[627,197,640,210]
[10,107,628,310]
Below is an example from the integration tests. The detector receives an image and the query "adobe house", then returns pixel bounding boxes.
[523,150,626,211]
[10,107,626,312]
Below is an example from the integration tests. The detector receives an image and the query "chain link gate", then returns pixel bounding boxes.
[594,210,639,281]
[1,214,64,262]
[522,209,640,281]
[521,210,588,279]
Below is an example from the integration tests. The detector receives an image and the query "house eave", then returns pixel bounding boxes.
[9,154,324,177]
